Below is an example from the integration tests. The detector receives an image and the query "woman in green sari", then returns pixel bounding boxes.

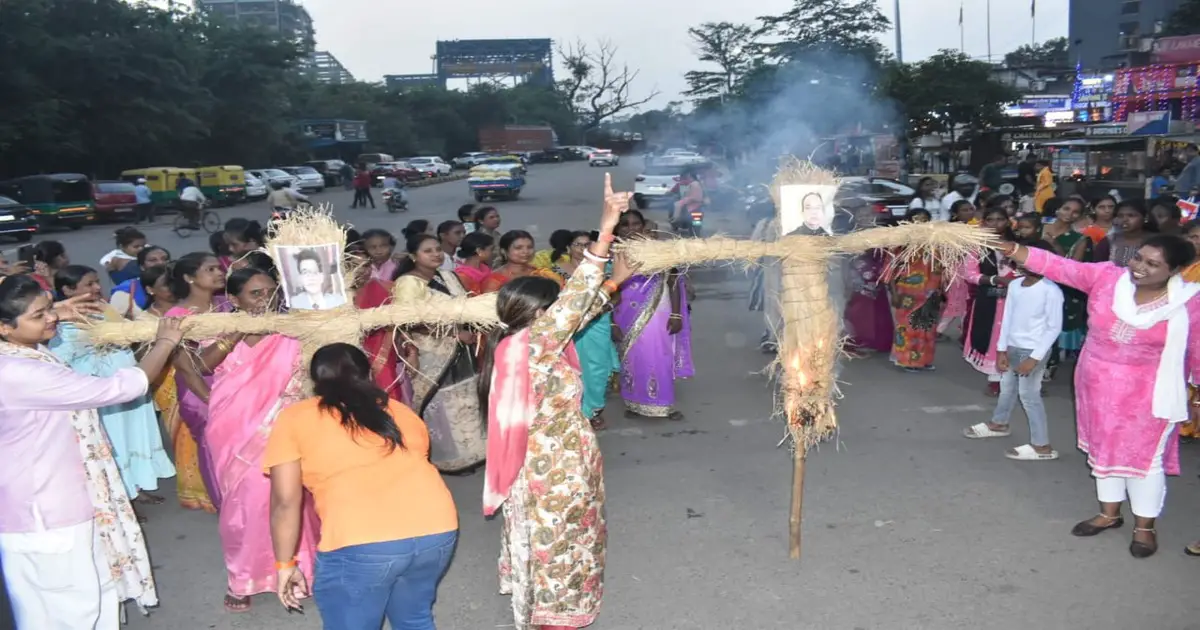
[550,230,620,429]
[1044,198,1093,360]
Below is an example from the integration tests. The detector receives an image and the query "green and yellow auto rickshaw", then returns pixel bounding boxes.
[197,165,246,206]
[120,167,197,207]
[0,173,95,230]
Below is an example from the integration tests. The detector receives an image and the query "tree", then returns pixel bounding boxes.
[1004,37,1070,68]
[683,22,756,99]
[1162,0,1200,36]
[556,40,660,132]
[884,50,1020,142]
[0,0,581,177]
[753,0,891,63]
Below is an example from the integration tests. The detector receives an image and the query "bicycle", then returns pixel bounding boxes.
[173,203,221,238]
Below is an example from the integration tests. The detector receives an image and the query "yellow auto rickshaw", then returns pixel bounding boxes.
[197,165,246,206]
[120,167,197,207]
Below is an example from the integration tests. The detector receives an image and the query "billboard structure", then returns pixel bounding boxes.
[385,38,554,90]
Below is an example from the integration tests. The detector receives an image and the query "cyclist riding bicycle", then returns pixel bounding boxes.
[179,182,207,228]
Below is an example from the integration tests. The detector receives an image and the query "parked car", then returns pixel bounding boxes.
[588,149,619,167]
[406,157,452,177]
[452,152,489,169]
[528,147,568,163]
[835,177,915,218]
[0,194,38,242]
[633,163,691,210]
[371,161,423,185]
[280,166,326,192]
[303,159,347,187]
[654,150,706,166]
[91,180,139,220]
[248,168,296,188]
[243,172,269,201]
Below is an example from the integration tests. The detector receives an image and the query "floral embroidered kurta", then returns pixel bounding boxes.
[499,262,607,629]
[1024,248,1200,477]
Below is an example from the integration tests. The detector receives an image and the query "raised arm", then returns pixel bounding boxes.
[529,173,632,356]
[0,360,149,412]
[1000,242,1111,294]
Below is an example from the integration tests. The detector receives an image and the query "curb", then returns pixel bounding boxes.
[407,173,469,188]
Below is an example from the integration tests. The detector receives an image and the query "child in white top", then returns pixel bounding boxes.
[963,241,1064,460]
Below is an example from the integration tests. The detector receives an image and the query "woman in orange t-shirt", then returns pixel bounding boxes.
[264,343,458,628]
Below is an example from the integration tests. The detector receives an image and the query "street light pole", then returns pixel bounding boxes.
[986,0,993,62]
[894,0,904,63]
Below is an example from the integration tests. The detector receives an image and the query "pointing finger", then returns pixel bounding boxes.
[604,172,613,197]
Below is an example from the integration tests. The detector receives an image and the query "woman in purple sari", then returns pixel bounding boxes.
[843,249,894,353]
[613,210,694,420]
[166,253,232,509]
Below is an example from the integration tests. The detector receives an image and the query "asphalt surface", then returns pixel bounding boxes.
[19,161,1200,630]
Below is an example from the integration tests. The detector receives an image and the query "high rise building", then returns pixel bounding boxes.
[1069,0,1184,70]
[307,51,355,85]
[193,0,315,51]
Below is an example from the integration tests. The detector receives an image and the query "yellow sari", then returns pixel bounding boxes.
[1183,263,1200,438]
[138,310,216,512]
[1034,167,1055,213]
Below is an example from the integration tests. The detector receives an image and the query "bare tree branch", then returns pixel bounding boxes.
[557,39,659,131]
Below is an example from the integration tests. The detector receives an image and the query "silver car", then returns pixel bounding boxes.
[280,166,325,192]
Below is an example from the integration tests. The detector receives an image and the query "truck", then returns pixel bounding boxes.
[478,125,557,154]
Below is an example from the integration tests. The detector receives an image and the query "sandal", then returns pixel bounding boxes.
[1184,540,1200,556]
[224,592,251,613]
[1070,513,1124,537]
[1004,444,1059,461]
[590,414,608,432]
[1130,527,1158,558]
[963,423,1011,439]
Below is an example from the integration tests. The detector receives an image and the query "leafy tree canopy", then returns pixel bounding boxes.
[1004,37,1070,69]
[1163,0,1200,36]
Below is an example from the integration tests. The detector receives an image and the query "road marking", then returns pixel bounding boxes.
[920,405,987,414]
[729,418,772,427]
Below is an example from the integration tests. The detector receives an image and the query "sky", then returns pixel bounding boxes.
[300,0,1069,108]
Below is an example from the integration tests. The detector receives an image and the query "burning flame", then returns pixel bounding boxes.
[789,350,809,388]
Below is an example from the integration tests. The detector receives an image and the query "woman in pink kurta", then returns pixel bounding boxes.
[1003,235,1200,558]
[961,208,1019,396]
[205,268,319,611]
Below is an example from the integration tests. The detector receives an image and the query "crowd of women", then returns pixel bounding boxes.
[843,183,1200,559]
[0,175,696,630]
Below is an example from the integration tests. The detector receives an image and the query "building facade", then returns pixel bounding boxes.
[306,51,354,85]
[194,0,314,50]
[1069,0,1183,69]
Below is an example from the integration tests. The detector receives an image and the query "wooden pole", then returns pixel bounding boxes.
[789,447,807,560]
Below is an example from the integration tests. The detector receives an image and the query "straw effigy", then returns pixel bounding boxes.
[617,157,995,559]
[85,205,504,363]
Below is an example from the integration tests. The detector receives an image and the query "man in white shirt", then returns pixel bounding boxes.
[962,242,1063,460]
[940,175,978,218]
[179,184,206,228]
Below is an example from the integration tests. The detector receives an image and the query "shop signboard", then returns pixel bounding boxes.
[1003,95,1072,118]
[1114,63,1200,97]
[1127,110,1171,136]
[1085,124,1128,137]
[1153,35,1200,65]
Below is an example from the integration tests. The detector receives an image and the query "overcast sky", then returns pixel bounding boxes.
[301,0,1068,107]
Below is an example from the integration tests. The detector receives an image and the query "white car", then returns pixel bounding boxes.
[407,157,452,177]
[633,163,688,210]
[280,166,325,192]
[243,172,268,200]
[655,150,706,166]
[452,152,489,169]
[588,150,619,167]
[249,168,296,188]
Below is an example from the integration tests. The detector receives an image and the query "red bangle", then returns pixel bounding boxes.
[602,280,619,294]
[597,232,615,244]
[274,558,297,571]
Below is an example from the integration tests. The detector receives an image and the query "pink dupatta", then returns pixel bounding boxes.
[483,328,579,516]
[207,334,319,597]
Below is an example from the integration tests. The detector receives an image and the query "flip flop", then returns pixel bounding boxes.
[963,422,1011,439]
[224,593,251,613]
[1004,444,1059,461]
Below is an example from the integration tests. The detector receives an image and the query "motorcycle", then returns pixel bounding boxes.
[671,208,704,238]
[382,187,408,213]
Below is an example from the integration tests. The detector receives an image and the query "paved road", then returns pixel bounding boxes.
[37,162,1199,629]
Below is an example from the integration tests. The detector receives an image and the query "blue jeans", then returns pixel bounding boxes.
[313,530,457,630]
[991,347,1050,446]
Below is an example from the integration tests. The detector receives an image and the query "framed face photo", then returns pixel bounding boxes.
[779,184,838,236]
[273,243,347,311]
